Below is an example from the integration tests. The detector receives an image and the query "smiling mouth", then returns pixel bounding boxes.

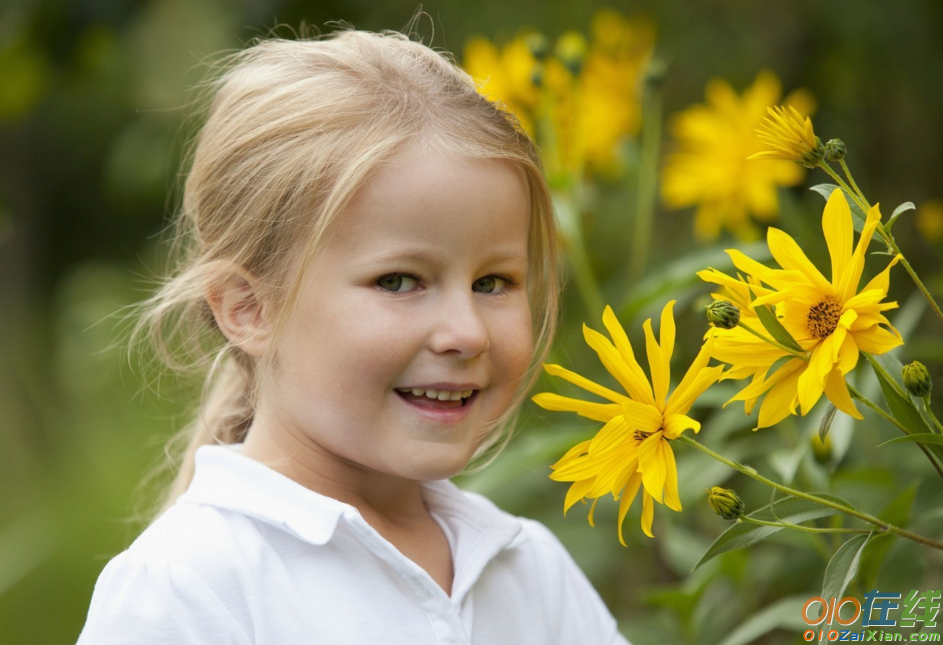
[395,387,477,409]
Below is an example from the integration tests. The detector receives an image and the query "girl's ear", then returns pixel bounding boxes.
[206,267,271,357]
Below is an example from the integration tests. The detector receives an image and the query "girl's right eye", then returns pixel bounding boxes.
[376,273,419,293]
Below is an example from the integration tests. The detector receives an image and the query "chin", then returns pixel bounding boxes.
[399,448,477,482]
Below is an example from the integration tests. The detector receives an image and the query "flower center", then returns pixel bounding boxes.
[634,430,652,442]
[807,296,842,339]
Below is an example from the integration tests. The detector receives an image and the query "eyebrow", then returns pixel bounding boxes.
[366,248,529,265]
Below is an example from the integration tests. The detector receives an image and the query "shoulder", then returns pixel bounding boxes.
[451,489,629,644]
[77,504,265,644]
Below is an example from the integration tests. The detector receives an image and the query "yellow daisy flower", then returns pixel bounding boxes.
[463,33,540,135]
[661,70,815,240]
[699,189,903,429]
[749,105,825,168]
[533,301,723,542]
[463,11,654,180]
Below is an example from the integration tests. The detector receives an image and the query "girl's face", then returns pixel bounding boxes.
[256,151,534,483]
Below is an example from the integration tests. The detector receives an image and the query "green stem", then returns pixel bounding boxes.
[874,234,943,326]
[677,434,943,551]
[568,227,605,317]
[924,398,943,435]
[863,355,943,480]
[629,66,662,282]
[847,382,909,434]
[737,321,810,360]
[831,159,943,326]
[739,516,871,535]
[839,158,870,208]
[817,162,869,213]
[553,189,604,316]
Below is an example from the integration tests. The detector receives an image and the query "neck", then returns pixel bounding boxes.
[240,416,428,525]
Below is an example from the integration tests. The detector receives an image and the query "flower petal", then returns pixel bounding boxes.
[643,302,675,408]
[563,478,595,515]
[602,306,655,405]
[837,204,882,303]
[797,327,846,415]
[542,363,629,403]
[766,227,832,293]
[756,362,804,429]
[588,415,633,456]
[583,324,654,404]
[663,413,701,439]
[621,400,663,433]
[822,188,853,285]
[638,433,668,504]
[660,442,682,512]
[641,490,655,538]
[823,368,863,420]
[617,472,643,546]
[853,325,903,355]
[532,393,622,422]
[861,254,901,294]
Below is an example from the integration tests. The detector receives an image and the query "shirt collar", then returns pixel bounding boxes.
[178,444,522,556]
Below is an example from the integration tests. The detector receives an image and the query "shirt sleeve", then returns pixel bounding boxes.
[76,552,251,645]
[522,520,632,645]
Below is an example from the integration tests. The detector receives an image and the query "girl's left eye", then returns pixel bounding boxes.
[472,275,508,294]
[376,273,420,293]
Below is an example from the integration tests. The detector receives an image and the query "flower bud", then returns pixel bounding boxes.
[707,487,744,520]
[824,139,846,162]
[531,64,544,89]
[555,32,587,76]
[524,32,550,61]
[706,300,741,330]
[798,136,826,169]
[902,361,932,399]
[811,434,832,464]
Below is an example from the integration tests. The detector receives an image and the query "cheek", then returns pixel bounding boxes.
[493,304,534,386]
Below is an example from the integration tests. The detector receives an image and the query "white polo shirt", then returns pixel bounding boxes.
[77,445,629,644]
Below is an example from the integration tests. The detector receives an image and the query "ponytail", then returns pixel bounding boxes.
[154,353,254,516]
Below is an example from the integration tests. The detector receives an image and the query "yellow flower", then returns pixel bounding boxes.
[533,301,723,542]
[749,105,825,168]
[463,33,540,135]
[661,71,815,241]
[463,11,654,181]
[699,189,903,429]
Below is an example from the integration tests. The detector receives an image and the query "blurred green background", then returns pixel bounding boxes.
[3,1,943,643]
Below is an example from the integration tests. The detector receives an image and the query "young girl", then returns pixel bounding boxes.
[78,29,629,644]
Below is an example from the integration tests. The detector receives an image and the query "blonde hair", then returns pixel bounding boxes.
[136,28,559,516]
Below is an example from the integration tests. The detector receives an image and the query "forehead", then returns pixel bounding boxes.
[323,151,532,260]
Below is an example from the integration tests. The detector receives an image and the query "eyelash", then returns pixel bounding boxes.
[374,273,517,294]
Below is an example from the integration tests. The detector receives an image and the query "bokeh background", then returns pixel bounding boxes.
[3,1,943,643]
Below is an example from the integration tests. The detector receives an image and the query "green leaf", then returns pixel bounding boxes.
[819,404,838,443]
[694,494,852,570]
[748,288,804,353]
[714,595,811,645]
[886,201,915,235]
[810,184,867,232]
[821,533,872,603]
[877,433,943,448]
[864,353,935,435]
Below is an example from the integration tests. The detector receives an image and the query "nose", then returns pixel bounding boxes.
[428,291,491,358]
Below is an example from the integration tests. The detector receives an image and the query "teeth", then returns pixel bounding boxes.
[396,387,475,400]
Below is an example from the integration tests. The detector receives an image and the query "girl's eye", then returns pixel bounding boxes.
[472,275,508,294]
[376,273,419,293]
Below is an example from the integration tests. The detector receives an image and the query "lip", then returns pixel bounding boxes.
[394,388,480,424]
[397,382,482,391]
